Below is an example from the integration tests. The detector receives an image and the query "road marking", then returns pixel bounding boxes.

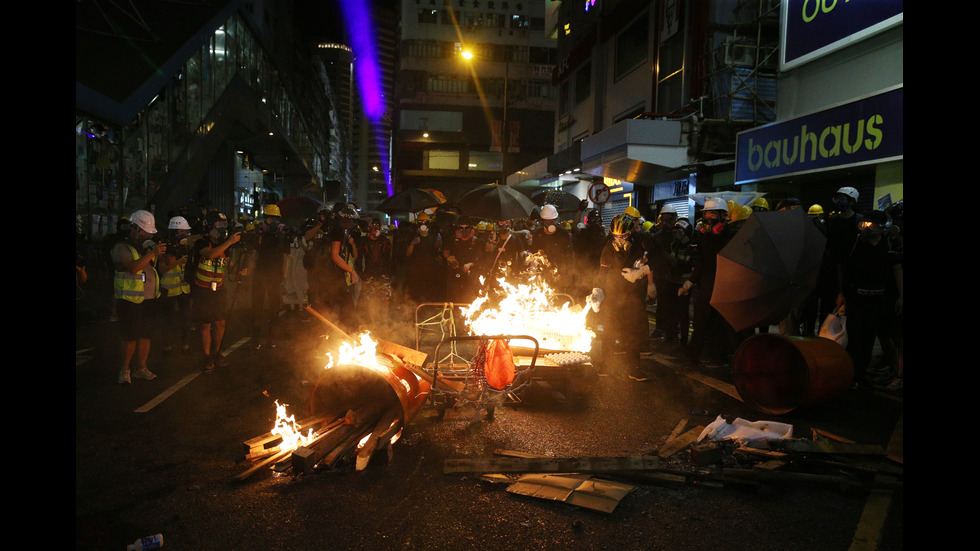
[134,337,251,413]
[135,373,199,413]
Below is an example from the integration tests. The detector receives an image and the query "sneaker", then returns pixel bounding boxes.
[203,360,215,374]
[133,367,157,380]
[886,377,903,392]
[214,354,230,368]
[118,368,131,384]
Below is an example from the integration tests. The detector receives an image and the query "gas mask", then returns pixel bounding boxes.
[612,234,631,252]
[700,213,725,234]
[210,226,229,242]
[418,224,428,234]
[542,220,557,234]
[456,227,474,241]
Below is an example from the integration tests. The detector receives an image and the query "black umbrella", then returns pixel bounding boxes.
[275,196,325,220]
[456,184,537,221]
[376,188,445,214]
[532,189,583,213]
[710,209,827,332]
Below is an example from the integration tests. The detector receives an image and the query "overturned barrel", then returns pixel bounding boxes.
[310,354,431,429]
[733,334,853,415]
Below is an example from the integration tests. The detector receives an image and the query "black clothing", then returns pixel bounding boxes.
[595,235,648,372]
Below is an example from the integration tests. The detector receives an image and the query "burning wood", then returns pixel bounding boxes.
[235,309,431,481]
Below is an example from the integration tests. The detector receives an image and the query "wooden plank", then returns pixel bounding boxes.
[242,414,330,455]
[493,449,550,459]
[443,455,661,474]
[356,408,403,471]
[769,439,886,456]
[657,425,705,458]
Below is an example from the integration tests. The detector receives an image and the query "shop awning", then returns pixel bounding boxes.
[580,119,690,186]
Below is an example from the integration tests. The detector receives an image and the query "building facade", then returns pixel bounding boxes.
[393,0,558,201]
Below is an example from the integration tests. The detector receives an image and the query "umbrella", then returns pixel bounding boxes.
[456,183,537,221]
[275,196,325,220]
[376,188,445,214]
[531,189,583,213]
[710,209,827,332]
[690,191,765,207]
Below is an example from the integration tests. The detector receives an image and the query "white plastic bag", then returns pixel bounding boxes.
[697,416,794,448]
[819,308,847,347]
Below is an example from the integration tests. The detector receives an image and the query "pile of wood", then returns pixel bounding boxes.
[235,403,403,481]
[444,420,903,495]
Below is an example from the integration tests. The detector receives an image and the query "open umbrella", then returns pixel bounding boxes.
[531,189,583,213]
[376,188,445,214]
[275,196,325,220]
[690,191,765,207]
[710,209,827,332]
[456,183,537,221]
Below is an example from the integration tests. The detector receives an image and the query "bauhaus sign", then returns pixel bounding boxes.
[734,86,902,184]
[780,0,903,71]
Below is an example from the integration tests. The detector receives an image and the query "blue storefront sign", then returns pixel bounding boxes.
[781,0,903,71]
[735,86,903,185]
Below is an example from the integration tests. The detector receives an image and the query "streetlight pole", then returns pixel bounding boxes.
[462,48,510,186]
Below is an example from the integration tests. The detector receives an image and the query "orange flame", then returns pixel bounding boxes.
[271,400,315,451]
[460,270,594,352]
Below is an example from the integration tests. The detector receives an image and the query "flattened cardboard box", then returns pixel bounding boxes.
[506,473,635,513]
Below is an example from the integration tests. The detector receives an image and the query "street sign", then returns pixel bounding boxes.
[588,181,611,205]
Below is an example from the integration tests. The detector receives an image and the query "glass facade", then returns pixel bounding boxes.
[76,14,328,239]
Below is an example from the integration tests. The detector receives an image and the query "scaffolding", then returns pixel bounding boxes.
[703,0,780,125]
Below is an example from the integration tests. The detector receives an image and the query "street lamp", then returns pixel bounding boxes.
[461,48,510,186]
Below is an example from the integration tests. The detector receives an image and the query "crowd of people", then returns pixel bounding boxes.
[81,186,902,394]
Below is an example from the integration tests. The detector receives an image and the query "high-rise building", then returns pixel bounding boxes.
[393,0,558,201]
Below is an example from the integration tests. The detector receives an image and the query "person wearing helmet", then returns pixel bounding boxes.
[659,218,695,348]
[156,215,193,353]
[305,202,360,330]
[444,217,486,303]
[571,209,606,298]
[645,204,680,344]
[530,204,573,292]
[750,197,770,213]
[679,197,738,368]
[403,211,445,302]
[590,213,654,380]
[837,209,903,390]
[190,211,242,373]
[110,209,167,384]
[826,186,864,280]
[250,204,290,349]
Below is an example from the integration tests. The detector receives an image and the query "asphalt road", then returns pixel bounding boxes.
[76,305,903,551]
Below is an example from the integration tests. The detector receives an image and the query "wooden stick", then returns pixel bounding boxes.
[443,455,662,474]
[356,408,403,471]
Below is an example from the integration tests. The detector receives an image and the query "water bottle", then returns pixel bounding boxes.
[127,534,163,550]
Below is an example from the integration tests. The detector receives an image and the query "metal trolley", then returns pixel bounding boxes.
[429,334,539,421]
[415,303,539,420]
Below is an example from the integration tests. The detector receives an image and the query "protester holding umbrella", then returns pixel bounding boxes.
[679,198,739,368]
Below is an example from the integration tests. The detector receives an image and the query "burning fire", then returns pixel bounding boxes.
[324,331,381,370]
[460,271,594,353]
[271,400,315,451]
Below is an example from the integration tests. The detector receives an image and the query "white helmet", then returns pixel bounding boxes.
[703,197,729,213]
[130,209,157,234]
[168,216,191,230]
[539,204,559,220]
[661,204,677,215]
[836,186,859,201]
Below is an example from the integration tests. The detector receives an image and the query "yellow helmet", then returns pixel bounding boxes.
[642,220,655,232]
[416,212,430,222]
[610,213,636,236]
[726,200,739,214]
[808,204,825,215]
[751,197,770,211]
[731,205,753,222]
[476,221,489,231]
[264,204,282,217]
[624,206,642,218]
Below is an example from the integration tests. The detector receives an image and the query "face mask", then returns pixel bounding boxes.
[545,224,557,234]
[210,228,228,242]
[457,228,474,240]
[612,235,630,252]
[418,224,428,234]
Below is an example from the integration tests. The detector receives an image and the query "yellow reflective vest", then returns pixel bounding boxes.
[113,243,160,304]
[159,260,190,296]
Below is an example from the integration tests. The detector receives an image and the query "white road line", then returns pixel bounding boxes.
[134,337,251,413]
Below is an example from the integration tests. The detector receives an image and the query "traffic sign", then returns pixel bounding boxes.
[588,181,611,205]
